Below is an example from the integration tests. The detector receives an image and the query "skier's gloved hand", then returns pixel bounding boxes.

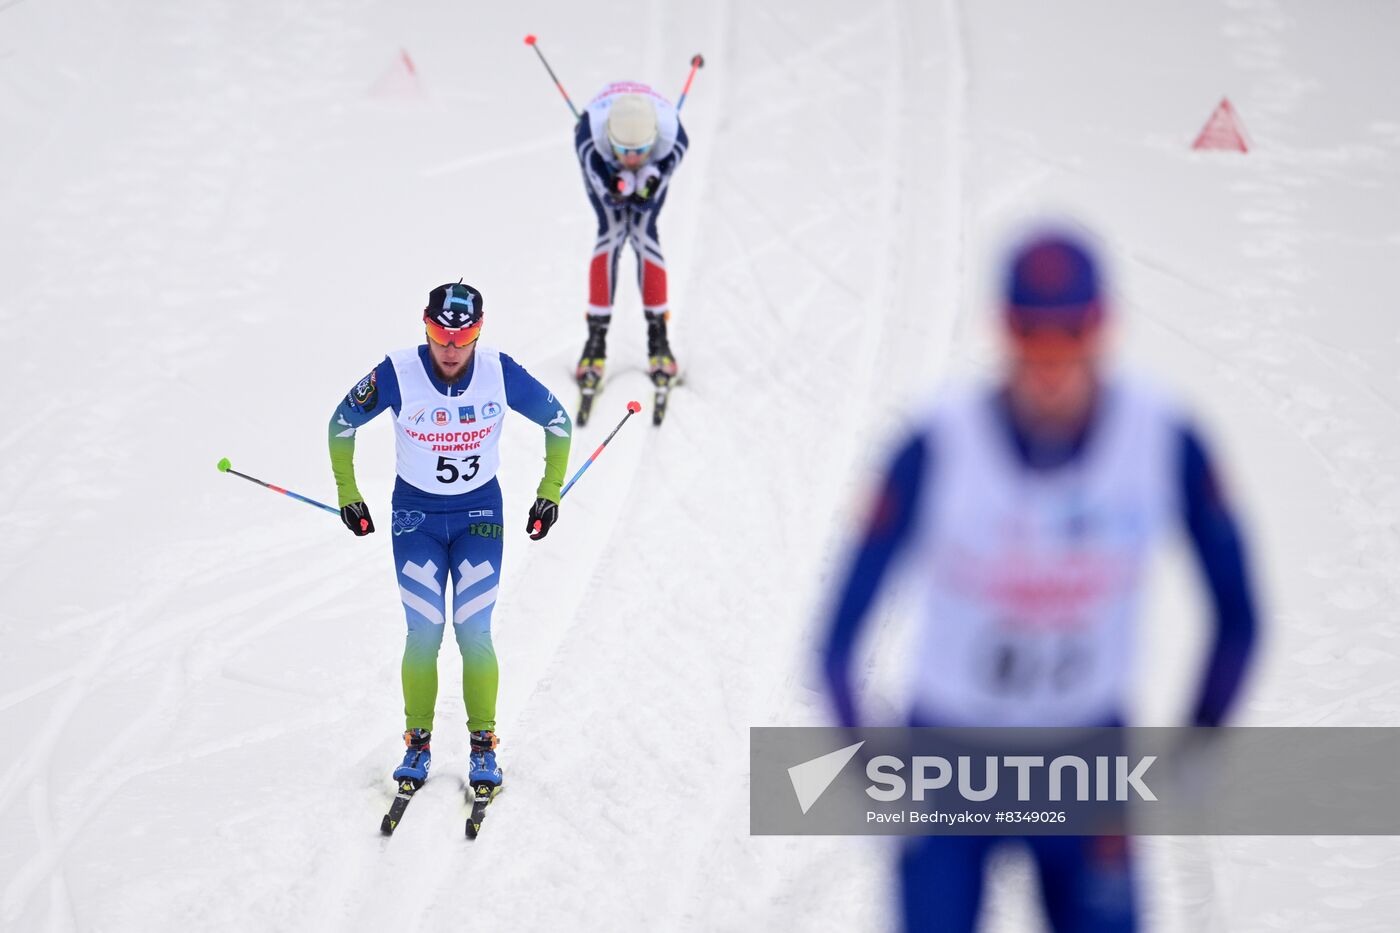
[597,164,618,198]
[611,169,638,202]
[630,166,662,205]
[341,501,375,536]
[598,165,634,203]
[527,497,559,540]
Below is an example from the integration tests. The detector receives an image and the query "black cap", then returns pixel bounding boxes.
[425,282,485,328]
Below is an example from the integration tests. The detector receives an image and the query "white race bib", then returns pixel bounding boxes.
[389,346,507,495]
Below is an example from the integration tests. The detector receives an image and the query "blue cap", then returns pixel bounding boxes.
[1004,231,1102,327]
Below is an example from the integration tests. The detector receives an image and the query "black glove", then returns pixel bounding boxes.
[598,165,627,203]
[630,172,661,206]
[341,501,375,536]
[527,497,559,540]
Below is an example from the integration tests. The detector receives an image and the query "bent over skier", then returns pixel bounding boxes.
[574,81,688,416]
[328,282,572,802]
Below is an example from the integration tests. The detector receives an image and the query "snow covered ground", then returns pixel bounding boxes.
[2,0,1398,930]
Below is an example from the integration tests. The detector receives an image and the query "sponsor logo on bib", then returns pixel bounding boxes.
[482,401,502,418]
[433,408,451,426]
[459,405,476,423]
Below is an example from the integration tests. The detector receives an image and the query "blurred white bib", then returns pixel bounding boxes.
[909,379,1179,726]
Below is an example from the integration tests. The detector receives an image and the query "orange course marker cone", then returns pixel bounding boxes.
[1193,97,1249,153]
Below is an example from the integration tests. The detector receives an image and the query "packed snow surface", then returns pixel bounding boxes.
[2,0,1398,930]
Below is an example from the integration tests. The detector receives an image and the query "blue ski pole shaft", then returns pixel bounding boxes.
[531,402,641,536]
[560,400,642,500]
[524,34,580,120]
[216,457,341,518]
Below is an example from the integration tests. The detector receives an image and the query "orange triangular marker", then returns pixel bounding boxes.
[1192,98,1248,152]
[369,49,424,98]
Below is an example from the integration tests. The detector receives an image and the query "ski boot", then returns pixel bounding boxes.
[381,729,431,835]
[646,311,679,425]
[575,317,609,426]
[469,730,503,786]
[392,728,432,784]
[645,311,679,380]
[465,730,502,839]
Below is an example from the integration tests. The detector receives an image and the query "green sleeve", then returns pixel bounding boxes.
[500,352,573,504]
[536,411,573,504]
[328,411,363,508]
[328,361,393,507]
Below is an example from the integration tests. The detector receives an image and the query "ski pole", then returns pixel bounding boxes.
[532,401,641,534]
[677,54,705,112]
[523,34,580,120]
[562,400,642,499]
[531,400,641,538]
[216,457,348,523]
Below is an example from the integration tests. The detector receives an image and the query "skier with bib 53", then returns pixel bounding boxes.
[328,282,572,816]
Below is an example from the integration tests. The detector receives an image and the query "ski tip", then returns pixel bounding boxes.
[524,34,537,45]
[627,400,642,413]
[216,457,231,472]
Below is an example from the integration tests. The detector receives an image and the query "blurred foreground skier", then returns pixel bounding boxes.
[573,81,688,424]
[327,282,571,826]
[821,228,1260,932]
